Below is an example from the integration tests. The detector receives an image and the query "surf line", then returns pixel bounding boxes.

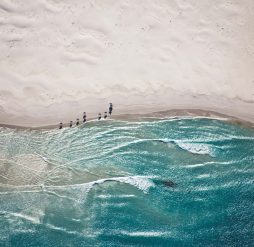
[59,103,113,129]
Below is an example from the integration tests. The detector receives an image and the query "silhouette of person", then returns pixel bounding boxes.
[109,103,113,115]
[83,112,87,123]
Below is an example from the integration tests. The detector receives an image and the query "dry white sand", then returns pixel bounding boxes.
[0,0,254,127]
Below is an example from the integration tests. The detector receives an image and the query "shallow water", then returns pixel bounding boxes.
[0,118,254,247]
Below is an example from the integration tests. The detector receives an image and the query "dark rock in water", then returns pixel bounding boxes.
[162,180,176,188]
[153,179,176,188]
[155,140,168,144]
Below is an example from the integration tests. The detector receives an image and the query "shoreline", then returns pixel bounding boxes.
[1,109,253,131]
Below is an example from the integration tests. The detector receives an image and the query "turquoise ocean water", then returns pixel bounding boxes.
[0,117,253,246]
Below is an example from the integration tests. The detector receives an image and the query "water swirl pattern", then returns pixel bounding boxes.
[0,117,253,246]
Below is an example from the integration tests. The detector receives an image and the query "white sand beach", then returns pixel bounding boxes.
[0,0,254,127]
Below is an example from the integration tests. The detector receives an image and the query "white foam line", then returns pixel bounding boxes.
[14,229,35,234]
[35,152,49,162]
[119,230,171,237]
[46,175,155,194]
[97,139,147,155]
[139,115,230,123]
[191,116,229,121]
[97,194,136,199]
[227,135,254,140]
[101,202,127,207]
[196,174,210,179]
[185,161,233,168]
[64,139,151,162]
[3,212,84,237]
[96,137,187,158]
[8,212,40,224]
[193,180,253,192]
[0,174,9,180]
[45,223,88,237]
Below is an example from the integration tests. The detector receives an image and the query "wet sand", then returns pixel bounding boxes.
[1,109,253,131]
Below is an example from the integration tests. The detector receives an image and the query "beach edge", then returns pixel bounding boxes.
[0,108,253,130]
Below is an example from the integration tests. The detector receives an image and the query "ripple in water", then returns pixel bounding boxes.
[0,118,254,246]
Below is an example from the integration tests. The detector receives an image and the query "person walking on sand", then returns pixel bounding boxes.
[109,103,113,115]
[69,121,73,127]
[104,112,107,119]
[98,113,101,120]
[59,122,63,129]
[76,118,79,126]
[83,112,87,123]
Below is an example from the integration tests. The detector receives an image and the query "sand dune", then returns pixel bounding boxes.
[0,0,253,127]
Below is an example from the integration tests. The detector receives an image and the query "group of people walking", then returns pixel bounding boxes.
[59,103,113,129]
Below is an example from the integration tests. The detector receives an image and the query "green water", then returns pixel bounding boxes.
[0,117,253,246]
